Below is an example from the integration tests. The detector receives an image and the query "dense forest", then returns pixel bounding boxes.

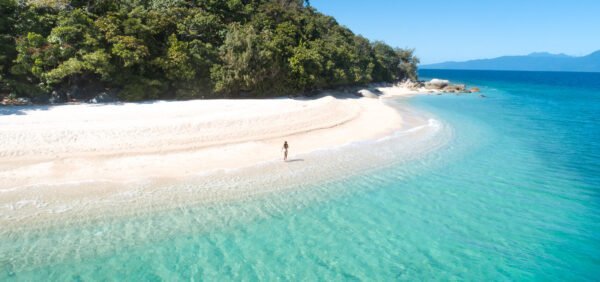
[0,0,419,102]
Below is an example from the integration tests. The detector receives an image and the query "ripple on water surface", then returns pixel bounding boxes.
[2,70,600,280]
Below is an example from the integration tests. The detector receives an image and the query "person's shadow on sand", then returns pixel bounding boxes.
[286,158,304,163]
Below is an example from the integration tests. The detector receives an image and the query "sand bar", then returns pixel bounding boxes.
[0,86,424,189]
[0,86,447,229]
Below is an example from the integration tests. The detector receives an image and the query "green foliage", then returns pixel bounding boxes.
[2,0,419,101]
[110,35,148,67]
[288,42,323,90]
[177,9,224,43]
[396,48,420,81]
[81,49,113,79]
[11,32,50,78]
[211,23,277,96]
[43,50,112,83]
[119,77,165,101]
[48,9,97,48]
[0,0,17,75]
[44,57,85,83]
[372,41,400,82]
[155,34,195,81]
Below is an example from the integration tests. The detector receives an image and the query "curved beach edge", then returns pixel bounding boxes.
[0,85,449,229]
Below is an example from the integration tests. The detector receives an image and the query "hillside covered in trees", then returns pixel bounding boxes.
[0,0,419,102]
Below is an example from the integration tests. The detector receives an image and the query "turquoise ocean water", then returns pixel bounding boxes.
[1,70,599,280]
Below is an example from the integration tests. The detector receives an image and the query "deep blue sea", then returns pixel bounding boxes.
[1,69,599,280]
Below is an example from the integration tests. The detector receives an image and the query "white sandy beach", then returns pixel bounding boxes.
[0,85,446,228]
[0,85,425,189]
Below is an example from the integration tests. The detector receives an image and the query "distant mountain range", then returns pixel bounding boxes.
[421,50,600,72]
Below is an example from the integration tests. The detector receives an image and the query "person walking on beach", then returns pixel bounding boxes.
[282,141,289,161]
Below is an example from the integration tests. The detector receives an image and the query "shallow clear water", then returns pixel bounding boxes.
[1,70,599,280]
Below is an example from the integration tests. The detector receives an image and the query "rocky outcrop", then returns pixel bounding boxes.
[49,91,67,104]
[424,79,450,89]
[356,89,381,99]
[396,78,480,95]
[88,90,119,103]
[443,84,466,92]
[422,79,480,95]
[1,97,32,106]
[397,79,424,90]
[53,80,120,103]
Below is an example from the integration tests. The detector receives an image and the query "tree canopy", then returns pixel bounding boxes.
[0,0,419,102]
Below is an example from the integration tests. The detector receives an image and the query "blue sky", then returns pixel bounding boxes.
[311,0,600,64]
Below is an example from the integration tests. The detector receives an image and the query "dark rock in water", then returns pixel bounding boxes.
[89,90,119,103]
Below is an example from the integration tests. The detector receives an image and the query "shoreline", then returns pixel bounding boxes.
[0,85,427,187]
[0,85,451,230]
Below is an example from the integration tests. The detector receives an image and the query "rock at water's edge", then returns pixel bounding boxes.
[443,84,466,92]
[424,79,450,89]
[356,89,380,99]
